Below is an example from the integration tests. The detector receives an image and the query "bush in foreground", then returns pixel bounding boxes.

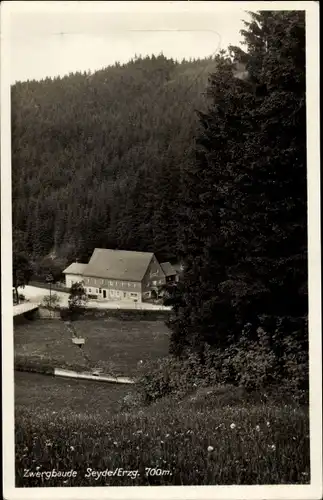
[137,316,308,403]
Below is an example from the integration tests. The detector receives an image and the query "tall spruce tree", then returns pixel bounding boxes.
[168,11,306,356]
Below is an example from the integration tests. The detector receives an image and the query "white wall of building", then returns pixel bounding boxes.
[65,274,142,302]
[65,274,84,289]
[85,286,141,302]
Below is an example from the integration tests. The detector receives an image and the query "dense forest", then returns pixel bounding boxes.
[12,54,215,273]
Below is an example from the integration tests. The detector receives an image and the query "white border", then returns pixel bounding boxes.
[1,2,321,500]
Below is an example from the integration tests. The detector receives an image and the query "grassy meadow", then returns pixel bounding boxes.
[14,318,169,376]
[15,374,310,487]
[14,319,310,487]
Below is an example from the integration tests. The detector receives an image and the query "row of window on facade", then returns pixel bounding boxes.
[86,287,138,298]
[83,278,138,288]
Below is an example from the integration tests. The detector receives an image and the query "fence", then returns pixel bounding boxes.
[29,281,68,293]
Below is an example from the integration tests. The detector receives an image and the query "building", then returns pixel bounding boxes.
[63,262,88,289]
[160,262,179,283]
[63,248,178,303]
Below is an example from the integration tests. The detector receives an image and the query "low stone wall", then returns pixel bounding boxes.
[28,306,170,321]
[46,307,169,321]
[29,281,68,294]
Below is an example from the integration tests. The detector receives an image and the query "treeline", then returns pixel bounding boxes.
[12,54,215,268]
[160,10,308,392]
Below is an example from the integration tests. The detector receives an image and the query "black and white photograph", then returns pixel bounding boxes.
[1,1,321,499]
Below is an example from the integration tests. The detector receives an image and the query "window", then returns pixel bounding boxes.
[109,281,113,286]
[96,289,99,293]
[101,279,104,285]
[116,290,120,296]
[115,281,118,286]
[152,280,157,286]
[130,293,138,297]
[99,289,102,293]
[110,290,115,296]
[89,288,92,293]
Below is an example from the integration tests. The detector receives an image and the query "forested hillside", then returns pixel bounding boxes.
[12,54,215,269]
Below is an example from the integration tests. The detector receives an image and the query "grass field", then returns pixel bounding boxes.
[15,371,134,415]
[14,319,169,376]
[15,373,310,487]
[14,319,310,487]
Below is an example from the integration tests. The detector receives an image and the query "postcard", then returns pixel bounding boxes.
[1,1,321,499]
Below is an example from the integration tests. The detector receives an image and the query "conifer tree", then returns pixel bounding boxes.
[168,11,306,356]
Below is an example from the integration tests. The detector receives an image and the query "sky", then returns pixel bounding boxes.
[5,2,249,84]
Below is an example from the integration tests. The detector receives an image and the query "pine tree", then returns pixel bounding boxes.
[169,11,306,356]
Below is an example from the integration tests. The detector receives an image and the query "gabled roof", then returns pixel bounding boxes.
[63,262,87,275]
[160,262,177,277]
[83,248,154,281]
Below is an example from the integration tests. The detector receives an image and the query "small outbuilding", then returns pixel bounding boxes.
[63,262,87,289]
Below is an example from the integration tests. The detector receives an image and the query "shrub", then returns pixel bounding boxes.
[42,293,61,310]
[68,282,88,320]
[223,316,308,393]
[230,317,307,389]
[138,316,308,402]
[136,345,223,403]
[226,334,279,391]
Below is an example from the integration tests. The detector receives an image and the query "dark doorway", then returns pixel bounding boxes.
[103,290,106,298]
